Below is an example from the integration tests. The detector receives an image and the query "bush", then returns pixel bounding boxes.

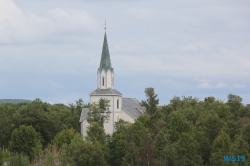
[6,153,30,166]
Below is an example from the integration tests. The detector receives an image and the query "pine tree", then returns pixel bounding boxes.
[141,87,159,116]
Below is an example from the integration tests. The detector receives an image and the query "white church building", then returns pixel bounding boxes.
[79,31,145,136]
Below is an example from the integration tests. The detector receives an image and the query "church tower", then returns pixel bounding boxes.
[88,28,123,134]
[79,26,145,137]
[97,32,114,89]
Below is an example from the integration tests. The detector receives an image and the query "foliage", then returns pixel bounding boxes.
[6,153,30,166]
[173,132,203,166]
[0,98,88,149]
[242,123,250,145]
[86,122,107,144]
[153,131,168,165]
[52,128,79,148]
[109,120,152,166]
[9,125,42,159]
[32,145,67,166]
[210,131,231,166]
[87,99,111,126]
[114,119,131,131]
[1,89,250,166]
[167,111,193,141]
[65,135,108,166]
[141,87,159,116]
[0,149,3,166]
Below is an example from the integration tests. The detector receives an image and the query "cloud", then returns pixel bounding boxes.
[0,0,97,44]
[214,82,226,88]
[197,80,226,89]
[127,8,154,20]
[0,0,250,105]
[182,42,212,51]
[198,82,213,89]
[233,84,246,88]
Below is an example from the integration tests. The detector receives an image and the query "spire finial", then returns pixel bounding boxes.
[104,20,106,32]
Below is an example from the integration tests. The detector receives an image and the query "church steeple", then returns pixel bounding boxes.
[98,33,113,72]
[97,25,114,89]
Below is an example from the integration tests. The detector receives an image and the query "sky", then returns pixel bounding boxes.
[0,0,250,105]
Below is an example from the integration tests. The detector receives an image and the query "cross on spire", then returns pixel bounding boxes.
[104,20,106,32]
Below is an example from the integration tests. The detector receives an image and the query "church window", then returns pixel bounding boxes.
[117,99,119,109]
[102,77,105,86]
[112,76,114,86]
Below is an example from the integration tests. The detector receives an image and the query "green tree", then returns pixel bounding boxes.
[195,129,211,165]
[140,134,154,166]
[87,99,111,126]
[153,131,168,166]
[52,128,79,148]
[167,111,193,142]
[210,131,231,166]
[86,122,107,144]
[173,132,203,166]
[6,153,30,166]
[12,99,54,146]
[242,123,250,145]
[170,96,182,110]
[0,104,16,148]
[230,134,249,156]
[195,111,225,164]
[68,98,88,132]
[114,119,130,132]
[196,111,224,143]
[108,122,129,166]
[0,149,3,166]
[32,145,69,166]
[109,120,149,166]
[66,135,108,166]
[227,94,243,118]
[141,87,159,116]
[9,125,42,159]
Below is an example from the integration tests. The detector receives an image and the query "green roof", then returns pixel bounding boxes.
[98,33,113,72]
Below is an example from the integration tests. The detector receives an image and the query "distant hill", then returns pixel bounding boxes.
[0,99,32,104]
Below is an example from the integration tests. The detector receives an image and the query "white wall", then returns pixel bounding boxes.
[121,109,135,123]
[89,95,122,135]
[98,69,114,89]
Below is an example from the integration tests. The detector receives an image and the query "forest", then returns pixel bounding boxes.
[0,87,250,166]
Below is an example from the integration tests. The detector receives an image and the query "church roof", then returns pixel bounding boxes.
[121,98,145,119]
[98,33,114,72]
[79,108,89,123]
[90,88,122,96]
[79,98,145,123]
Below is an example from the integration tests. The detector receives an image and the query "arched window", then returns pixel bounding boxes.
[102,77,105,86]
[117,99,119,109]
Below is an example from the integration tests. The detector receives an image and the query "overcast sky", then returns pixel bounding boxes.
[0,0,249,105]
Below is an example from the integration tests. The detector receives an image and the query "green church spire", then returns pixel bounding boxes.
[98,32,113,72]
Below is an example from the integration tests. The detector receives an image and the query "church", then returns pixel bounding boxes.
[79,30,145,136]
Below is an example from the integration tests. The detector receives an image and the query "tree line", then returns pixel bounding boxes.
[0,88,250,166]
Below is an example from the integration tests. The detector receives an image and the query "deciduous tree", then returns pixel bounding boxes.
[87,99,110,127]
[9,125,42,159]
